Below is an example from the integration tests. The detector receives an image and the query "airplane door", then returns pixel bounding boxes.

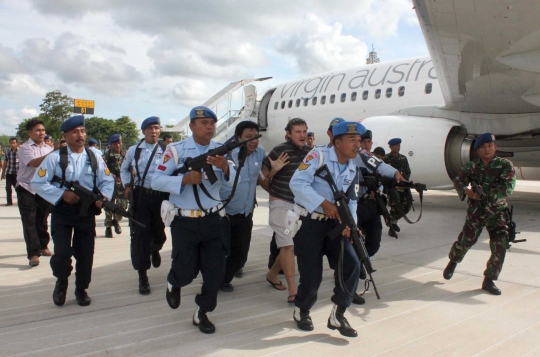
[258,88,275,131]
[240,85,257,119]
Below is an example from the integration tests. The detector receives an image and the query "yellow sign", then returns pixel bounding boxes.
[73,99,95,115]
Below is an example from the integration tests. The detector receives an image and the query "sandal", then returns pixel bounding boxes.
[266,278,287,291]
[287,294,297,303]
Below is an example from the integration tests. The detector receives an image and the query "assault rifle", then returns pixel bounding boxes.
[506,205,525,245]
[172,134,262,183]
[384,178,428,224]
[359,170,392,231]
[460,181,487,202]
[52,176,145,228]
[315,165,380,299]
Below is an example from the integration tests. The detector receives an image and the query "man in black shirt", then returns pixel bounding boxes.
[260,118,311,303]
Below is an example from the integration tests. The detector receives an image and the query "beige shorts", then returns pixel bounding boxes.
[269,200,295,248]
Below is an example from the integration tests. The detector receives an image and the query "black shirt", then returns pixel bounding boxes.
[262,141,312,203]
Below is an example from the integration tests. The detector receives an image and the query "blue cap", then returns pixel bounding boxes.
[189,106,217,122]
[108,134,121,145]
[332,121,366,137]
[88,138,98,145]
[61,115,85,132]
[307,132,314,137]
[474,133,496,149]
[44,135,51,140]
[328,117,345,130]
[141,116,161,130]
[362,130,372,140]
[388,138,402,146]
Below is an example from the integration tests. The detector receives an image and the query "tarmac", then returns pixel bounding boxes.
[0,180,539,357]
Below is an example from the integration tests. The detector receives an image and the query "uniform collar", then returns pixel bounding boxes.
[329,146,357,172]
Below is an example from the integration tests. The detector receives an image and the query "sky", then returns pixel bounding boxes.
[0,0,428,136]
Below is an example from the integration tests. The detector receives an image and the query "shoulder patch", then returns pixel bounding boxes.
[103,162,110,176]
[38,168,46,177]
[298,162,310,171]
[305,151,318,163]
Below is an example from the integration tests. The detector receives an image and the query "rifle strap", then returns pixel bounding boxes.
[133,139,145,184]
[136,141,165,188]
[391,187,424,224]
[59,146,98,190]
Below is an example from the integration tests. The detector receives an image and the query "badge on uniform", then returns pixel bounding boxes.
[298,162,310,171]
[38,168,47,177]
[103,162,110,176]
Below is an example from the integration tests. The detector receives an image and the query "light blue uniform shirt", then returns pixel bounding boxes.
[121,141,165,189]
[220,146,266,216]
[31,147,114,205]
[290,146,359,224]
[151,136,238,210]
[353,150,397,195]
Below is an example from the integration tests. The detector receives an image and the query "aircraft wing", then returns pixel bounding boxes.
[414,0,540,114]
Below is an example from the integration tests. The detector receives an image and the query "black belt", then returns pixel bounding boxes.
[134,186,167,197]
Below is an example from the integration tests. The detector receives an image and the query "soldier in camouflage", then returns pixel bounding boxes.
[443,133,516,295]
[103,134,128,238]
[383,138,411,237]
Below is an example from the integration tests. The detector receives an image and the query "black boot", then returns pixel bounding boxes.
[138,270,150,295]
[193,307,216,334]
[166,283,181,309]
[105,227,113,238]
[388,228,398,238]
[293,308,314,331]
[482,278,501,295]
[151,250,161,268]
[392,223,400,232]
[327,305,357,337]
[74,288,91,306]
[53,279,68,306]
[359,265,367,280]
[352,293,366,305]
[113,220,122,234]
[443,261,457,280]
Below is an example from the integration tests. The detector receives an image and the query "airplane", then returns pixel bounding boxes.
[173,0,540,189]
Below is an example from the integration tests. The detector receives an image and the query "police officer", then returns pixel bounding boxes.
[442,133,516,295]
[289,121,364,338]
[219,121,266,292]
[103,134,128,238]
[383,138,412,237]
[31,115,114,306]
[353,130,403,303]
[152,106,238,334]
[121,116,168,295]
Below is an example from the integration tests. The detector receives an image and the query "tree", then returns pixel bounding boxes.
[84,116,139,150]
[40,90,74,123]
[160,125,187,142]
[15,115,62,142]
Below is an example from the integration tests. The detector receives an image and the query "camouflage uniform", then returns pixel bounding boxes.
[383,153,412,225]
[448,157,516,280]
[103,149,128,227]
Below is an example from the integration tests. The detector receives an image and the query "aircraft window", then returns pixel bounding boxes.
[362,90,369,100]
[281,101,285,109]
[321,95,326,105]
[303,98,309,106]
[375,89,381,99]
[398,86,405,97]
[340,93,346,103]
[274,102,278,110]
[312,96,317,105]
[296,99,301,107]
[386,88,392,98]
[351,92,357,101]
[330,94,336,103]
[425,83,432,94]
[288,100,293,108]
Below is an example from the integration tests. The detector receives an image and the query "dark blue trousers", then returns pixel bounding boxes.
[168,213,227,312]
[50,201,96,289]
[293,217,360,311]
[357,199,383,257]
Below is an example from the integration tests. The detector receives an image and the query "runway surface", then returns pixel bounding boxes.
[0,181,539,357]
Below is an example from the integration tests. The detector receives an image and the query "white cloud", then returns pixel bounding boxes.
[0,74,47,97]
[172,79,211,107]
[1,106,39,133]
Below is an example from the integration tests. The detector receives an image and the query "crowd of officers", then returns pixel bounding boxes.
[3,106,516,337]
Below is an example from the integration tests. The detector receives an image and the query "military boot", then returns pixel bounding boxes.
[388,228,398,238]
[166,282,181,309]
[443,261,457,280]
[392,223,400,232]
[138,270,150,295]
[359,265,367,280]
[53,279,68,306]
[352,293,366,305]
[151,250,161,268]
[105,227,113,238]
[74,288,91,306]
[327,304,357,337]
[293,308,314,331]
[193,306,215,334]
[482,278,502,295]
[113,220,122,234]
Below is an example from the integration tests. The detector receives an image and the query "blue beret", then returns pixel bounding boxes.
[108,134,121,145]
[88,138,98,145]
[388,138,402,146]
[44,135,51,140]
[328,117,345,130]
[474,133,496,149]
[307,132,314,136]
[332,121,367,137]
[190,106,217,122]
[141,116,161,130]
[362,130,372,140]
[61,115,85,132]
